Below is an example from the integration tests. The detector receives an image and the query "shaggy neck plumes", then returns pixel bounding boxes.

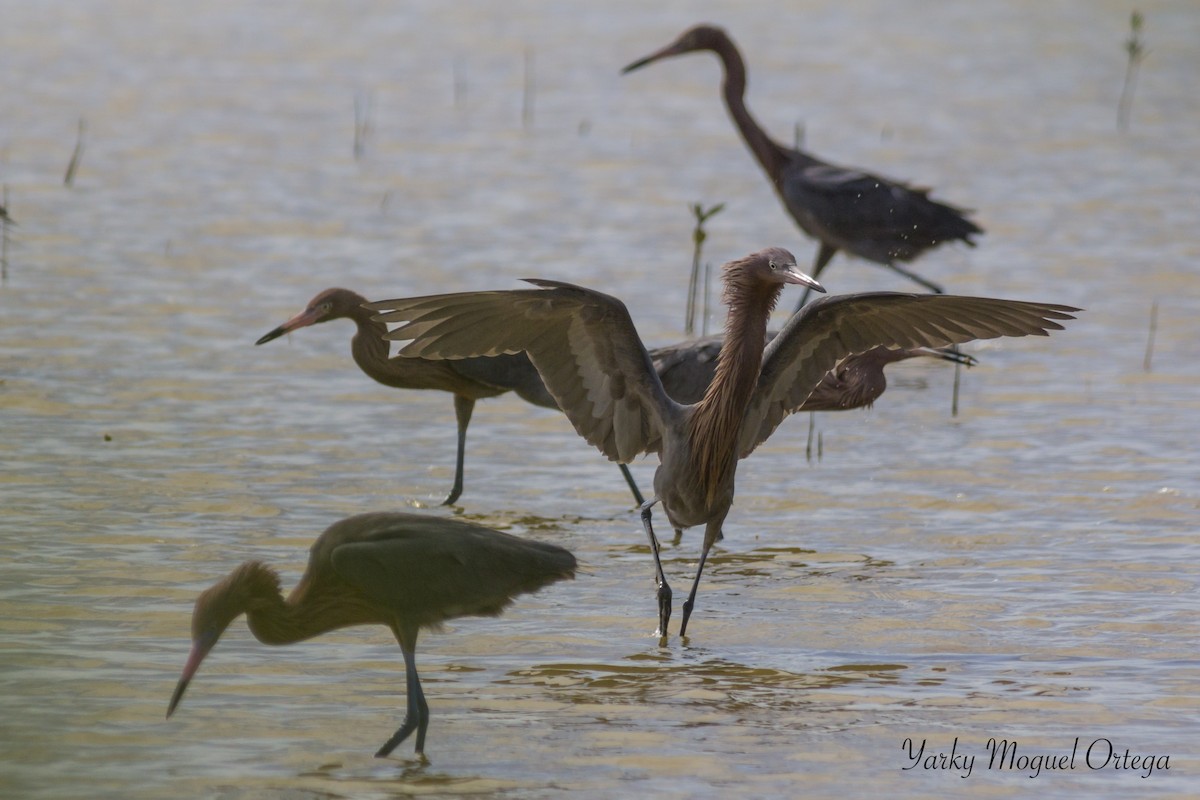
[688,260,782,505]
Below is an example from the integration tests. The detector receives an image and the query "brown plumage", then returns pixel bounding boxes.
[256,287,646,506]
[690,260,782,507]
[166,511,576,758]
[366,248,1079,639]
[654,337,976,409]
[624,24,983,310]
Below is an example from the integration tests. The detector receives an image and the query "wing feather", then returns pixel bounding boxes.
[366,282,680,461]
[739,293,1079,456]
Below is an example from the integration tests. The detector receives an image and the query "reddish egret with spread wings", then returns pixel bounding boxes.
[166,511,575,758]
[256,288,646,505]
[366,248,1077,638]
[260,289,957,510]
[623,24,983,309]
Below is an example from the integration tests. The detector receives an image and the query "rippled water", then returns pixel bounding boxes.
[2,1,1198,797]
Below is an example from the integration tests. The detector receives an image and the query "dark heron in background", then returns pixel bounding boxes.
[166,511,576,759]
[367,248,1078,639]
[623,24,983,309]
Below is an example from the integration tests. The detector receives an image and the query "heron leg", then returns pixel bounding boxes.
[442,395,475,506]
[639,499,671,638]
[795,242,838,311]
[883,261,944,294]
[376,624,430,759]
[681,520,724,638]
[619,463,645,507]
[681,534,715,642]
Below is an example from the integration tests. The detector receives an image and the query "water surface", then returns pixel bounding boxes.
[2,1,1198,797]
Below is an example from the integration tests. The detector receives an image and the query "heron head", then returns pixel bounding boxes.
[756,247,826,292]
[622,24,731,73]
[166,562,279,717]
[255,288,361,345]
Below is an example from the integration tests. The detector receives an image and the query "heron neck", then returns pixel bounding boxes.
[710,37,792,182]
[242,569,379,646]
[346,302,400,384]
[689,269,779,504]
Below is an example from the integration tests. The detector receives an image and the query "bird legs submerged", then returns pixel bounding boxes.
[639,499,672,639]
[679,519,724,638]
[640,501,723,639]
[375,622,430,759]
[678,550,710,638]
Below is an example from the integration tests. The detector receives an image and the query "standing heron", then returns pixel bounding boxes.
[367,247,1077,638]
[623,24,983,309]
[256,288,646,505]
[166,511,576,758]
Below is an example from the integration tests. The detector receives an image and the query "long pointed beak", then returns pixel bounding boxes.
[783,265,826,294]
[255,306,324,345]
[621,43,682,74]
[166,637,213,718]
[622,54,657,74]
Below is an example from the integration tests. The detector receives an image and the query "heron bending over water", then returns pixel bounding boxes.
[367,248,1078,639]
[166,511,576,758]
[623,24,983,309]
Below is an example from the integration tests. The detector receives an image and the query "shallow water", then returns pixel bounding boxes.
[2,1,1198,797]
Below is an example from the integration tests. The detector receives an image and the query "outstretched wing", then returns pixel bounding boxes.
[739,293,1079,456]
[365,281,681,462]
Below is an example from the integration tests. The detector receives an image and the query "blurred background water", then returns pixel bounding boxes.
[1,1,1198,797]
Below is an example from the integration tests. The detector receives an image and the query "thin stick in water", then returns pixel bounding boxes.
[805,412,815,463]
[1118,11,1148,132]
[1,184,10,282]
[1143,300,1158,372]
[354,90,373,159]
[952,358,962,417]
[454,57,467,108]
[685,202,724,335]
[522,47,535,129]
[64,118,86,187]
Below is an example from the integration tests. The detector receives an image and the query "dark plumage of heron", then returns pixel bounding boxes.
[623,24,983,309]
[366,248,1078,638]
[166,511,576,758]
